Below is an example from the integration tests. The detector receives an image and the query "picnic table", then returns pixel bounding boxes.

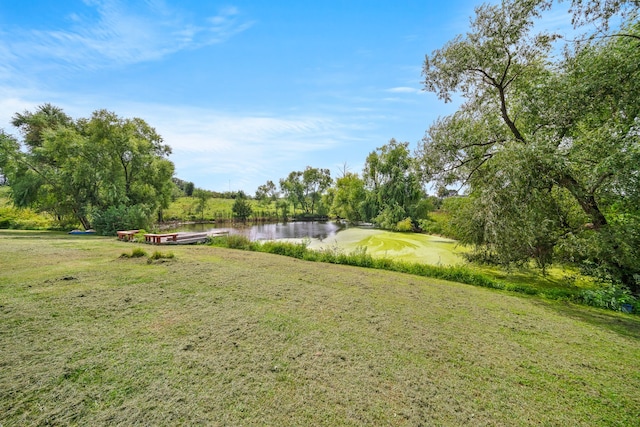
[116,230,139,241]
[144,233,179,244]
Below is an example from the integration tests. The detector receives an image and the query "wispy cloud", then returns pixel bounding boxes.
[2,0,253,71]
[385,86,420,94]
[105,102,363,191]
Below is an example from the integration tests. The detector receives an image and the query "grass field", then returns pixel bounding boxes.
[163,196,280,222]
[1,231,639,426]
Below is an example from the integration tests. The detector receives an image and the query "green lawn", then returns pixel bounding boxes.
[1,230,639,425]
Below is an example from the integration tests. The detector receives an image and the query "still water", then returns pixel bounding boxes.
[167,221,345,241]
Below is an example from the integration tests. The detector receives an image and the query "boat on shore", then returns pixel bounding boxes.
[68,229,96,235]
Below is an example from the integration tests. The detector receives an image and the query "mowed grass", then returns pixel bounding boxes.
[1,231,639,426]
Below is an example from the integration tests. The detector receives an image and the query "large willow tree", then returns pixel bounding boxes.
[0,105,174,233]
[419,0,640,290]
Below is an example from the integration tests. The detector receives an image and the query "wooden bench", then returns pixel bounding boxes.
[144,233,179,245]
[117,230,139,241]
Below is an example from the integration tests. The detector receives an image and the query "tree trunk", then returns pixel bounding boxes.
[558,173,608,229]
[78,214,92,230]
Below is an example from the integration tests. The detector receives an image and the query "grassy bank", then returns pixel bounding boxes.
[212,234,633,310]
[1,231,639,425]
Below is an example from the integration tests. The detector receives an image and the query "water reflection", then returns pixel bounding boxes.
[168,221,345,241]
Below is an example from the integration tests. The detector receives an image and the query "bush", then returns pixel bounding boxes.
[395,217,414,232]
[374,205,407,230]
[0,206,53,230]
[579,284,637,312]
[418,218,443,235]
[91,204,152,236]
[258,240,309,258]
[133,229,148,243]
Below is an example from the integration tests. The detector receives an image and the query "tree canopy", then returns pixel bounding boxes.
[419,0,640,290]
[363,139,426,230]
[0,105,174,233]
[279,166,332,216]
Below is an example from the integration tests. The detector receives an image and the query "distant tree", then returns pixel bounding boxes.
[363,139,424,230]
[302,166,332,215]
[279,167,332,215]
[331,172,367,223]
[336,161,351,178]
[255,180,278,205]
[275,199,290,220]
[193,189,211,221]
[280,171,305,213]
[232,191,253,221]
[184,181,195,197]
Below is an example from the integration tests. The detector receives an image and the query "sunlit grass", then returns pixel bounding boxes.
[163,196,280,221]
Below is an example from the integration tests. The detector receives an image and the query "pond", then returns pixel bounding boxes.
[166,221,346,241]
[165,221,465,266]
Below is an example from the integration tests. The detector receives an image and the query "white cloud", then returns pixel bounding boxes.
[2,0,254,72]
[385,86,419,94]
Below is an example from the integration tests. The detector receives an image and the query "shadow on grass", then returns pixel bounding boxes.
[0,230,101,239]
[538,300,640,340]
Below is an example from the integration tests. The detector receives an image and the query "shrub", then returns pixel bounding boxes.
[579,284,637,312]
[418,218,443,235]
[374,205,407,230]
[0,206,53,230]
[395,217,414,232]
[91,204,152,236]
[258,240,308,259]
[132,229,148,243]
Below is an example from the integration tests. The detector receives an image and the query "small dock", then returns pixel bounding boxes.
[147,231,229,245]
[117,230,229,245]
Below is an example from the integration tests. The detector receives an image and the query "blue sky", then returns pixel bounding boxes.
[0,0,573,194]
